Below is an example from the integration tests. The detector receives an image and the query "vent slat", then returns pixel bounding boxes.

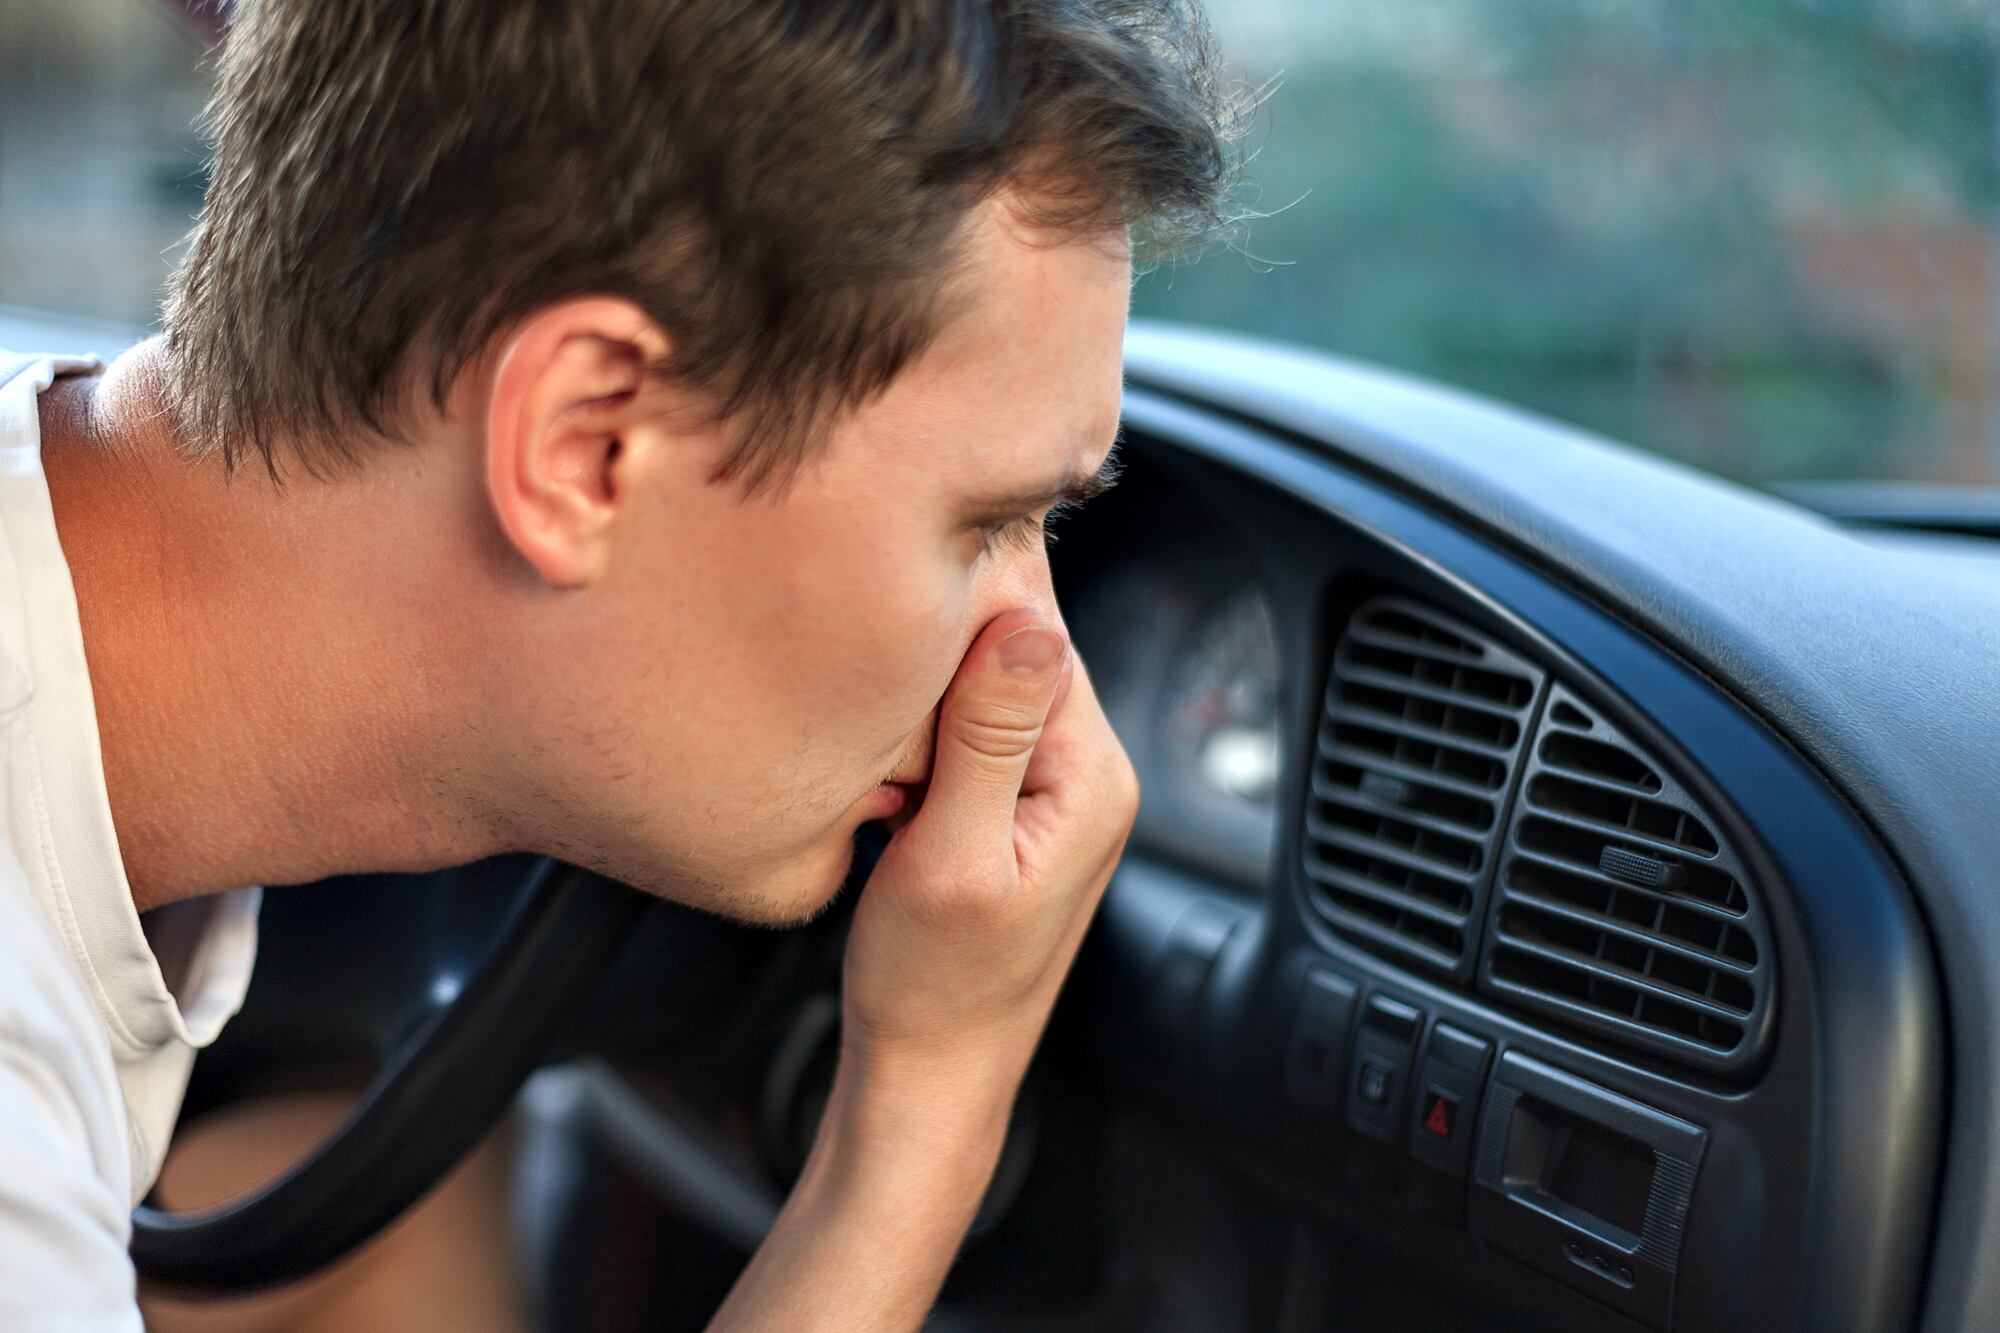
[1510,804,1725,874]
[1537,730,1663,793]
[1481,685,1773,1073]
[1309,770,1496,841]
[1319,908,1466,972]
[1333,665,1529,740]
[1346,607,1493,661]
[1509,845,1751,936]
[1303,815,1483,883]
[1323,718,1514,789]
[1489,944,1745,1053]
[1303,597,1541,980]
[1333,696,1522,758]
[1305,843,1475,917]
[1527,773,1721,857]
[1341,640,1536,710]
[1501,891,1758,985]
[1303,858,1470,929]
[1533,756,1669,802]
[1316,738,1505,802]
[1488,933,1750,1024]
[1514,814,1749,915]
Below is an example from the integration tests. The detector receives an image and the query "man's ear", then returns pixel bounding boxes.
[482,298,672,588]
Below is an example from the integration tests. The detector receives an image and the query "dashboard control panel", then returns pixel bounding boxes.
[1285,967,1705,1329]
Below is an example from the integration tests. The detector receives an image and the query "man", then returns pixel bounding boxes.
[0,0,1238,1327]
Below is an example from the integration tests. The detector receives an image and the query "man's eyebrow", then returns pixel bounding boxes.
[967,440,1125,519]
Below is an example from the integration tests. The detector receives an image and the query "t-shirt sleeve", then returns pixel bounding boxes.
[0,866,143,1333]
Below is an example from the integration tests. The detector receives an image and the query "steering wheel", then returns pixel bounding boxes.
[131,858,649,1293]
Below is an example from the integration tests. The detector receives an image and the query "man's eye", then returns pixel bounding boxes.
[978,513,1045,555]
[978,500,1077,556]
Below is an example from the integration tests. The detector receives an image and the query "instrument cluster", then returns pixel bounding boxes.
[1067,546,1284,890]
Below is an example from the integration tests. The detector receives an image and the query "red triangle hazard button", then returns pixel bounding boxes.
[1424,1094,1455,1138]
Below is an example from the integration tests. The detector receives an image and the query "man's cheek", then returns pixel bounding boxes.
[878,619,963,775]
[907,708,941,779]
[902,579,979,695]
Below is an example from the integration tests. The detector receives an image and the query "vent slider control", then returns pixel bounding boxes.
[1598,845,1683,891]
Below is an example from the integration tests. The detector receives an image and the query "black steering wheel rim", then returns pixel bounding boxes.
[132,858,648,1293]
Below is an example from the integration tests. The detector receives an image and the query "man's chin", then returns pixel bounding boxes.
[720,889,842,930]
[673,835,860,930]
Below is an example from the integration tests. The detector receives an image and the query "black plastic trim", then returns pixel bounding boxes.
[1111,383,1942,1332]
[1480,683,1779,1077]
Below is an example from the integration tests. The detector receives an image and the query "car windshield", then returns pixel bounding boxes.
[3,0,1996,487]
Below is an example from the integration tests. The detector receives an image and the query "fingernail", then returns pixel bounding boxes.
[999,627,1066,677]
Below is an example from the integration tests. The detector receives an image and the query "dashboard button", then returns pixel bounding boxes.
[1345,994,1424,1143]
[1427,1021,1493,1072]
[1364,993,1423,1041]
[1421,1090,1458,1139]
[1409,1023,1493,1179]
[1286,967,1358,1112]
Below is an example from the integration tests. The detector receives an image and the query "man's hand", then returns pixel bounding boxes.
[841,609,1138,1084]
[707,611,1137,1331]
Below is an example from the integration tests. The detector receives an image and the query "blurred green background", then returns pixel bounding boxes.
[1134,0,2000,487]
[5,0,1998,486]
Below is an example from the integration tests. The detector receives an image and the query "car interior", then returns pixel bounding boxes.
[59,316,1985,1332]
[8,2,2000,1330]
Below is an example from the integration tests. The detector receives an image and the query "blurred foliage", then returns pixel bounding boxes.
[1135,0,2000,485]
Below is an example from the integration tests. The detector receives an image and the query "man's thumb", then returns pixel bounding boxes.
[915,617,1068,849]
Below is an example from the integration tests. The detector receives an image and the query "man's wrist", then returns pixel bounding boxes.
[703,1045,1021,1331]
[806,1040,1021,1206]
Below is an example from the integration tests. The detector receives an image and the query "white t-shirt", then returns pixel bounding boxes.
[0,350,260,1329]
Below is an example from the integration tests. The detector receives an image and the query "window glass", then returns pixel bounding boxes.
[1134,0,2000,486]
[0,0,212,329]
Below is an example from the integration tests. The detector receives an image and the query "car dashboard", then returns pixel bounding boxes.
[1049,348,1941,1331]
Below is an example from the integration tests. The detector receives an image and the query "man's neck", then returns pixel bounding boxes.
[36,339,506,910]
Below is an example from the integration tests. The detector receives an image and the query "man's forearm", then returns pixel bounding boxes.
[706,1051,1021,1331]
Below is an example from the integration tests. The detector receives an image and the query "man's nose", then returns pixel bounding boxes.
[991,544,1062,624]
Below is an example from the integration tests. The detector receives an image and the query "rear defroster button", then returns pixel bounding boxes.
[1345,995,1422,1143]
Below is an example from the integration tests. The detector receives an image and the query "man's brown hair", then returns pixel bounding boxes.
[162,0,1244,485]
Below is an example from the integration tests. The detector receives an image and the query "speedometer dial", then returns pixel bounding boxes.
[1065,553,1286,889]
[1161,588,1282,808]
[1145,581,1284,885]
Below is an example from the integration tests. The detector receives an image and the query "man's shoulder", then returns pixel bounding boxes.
[0,833,129,1184]
[0,836,143,1328]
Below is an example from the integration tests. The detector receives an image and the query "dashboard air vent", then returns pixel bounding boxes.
[1303,597,1544,981]
[1481,684,1774,1070]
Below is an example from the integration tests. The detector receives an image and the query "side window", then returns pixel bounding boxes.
[0,0,214,330]
[1132,3,2000,490]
